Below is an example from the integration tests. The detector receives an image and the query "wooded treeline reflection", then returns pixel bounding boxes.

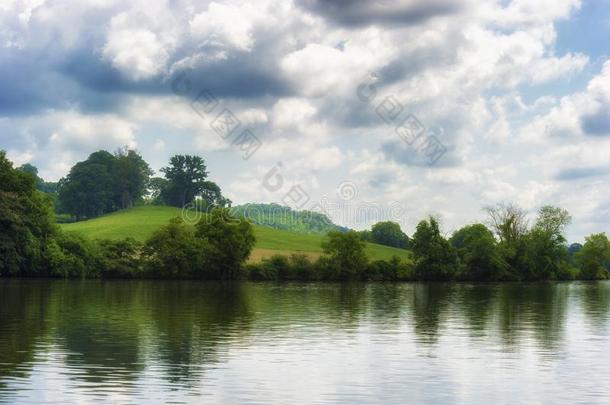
[1,280,609,395]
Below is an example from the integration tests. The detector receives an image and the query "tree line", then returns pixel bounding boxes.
[0,149,249,279]
[55,149,229,220]
[2,149,610,281]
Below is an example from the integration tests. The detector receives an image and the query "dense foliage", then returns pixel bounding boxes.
[320,231,369,280]
[450,224,508,281]
[58,149,152,219]
[2,150,610,282]
[358,221,410,249]
[576,233,610,280]
[412,217,459,281]
[153,155,230,209]
[143,218,206,279]
[371,221,410,248]
[195,209,256,279]
[16,163,58,194]
[230,203,344,234]
[57,151,229,220]
[0,152,56,276]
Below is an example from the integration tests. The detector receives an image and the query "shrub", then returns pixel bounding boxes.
[364,256,413,281]
[289,254,317,281]
[247,254,318,281]
[247,262,279,281]
[396,259,415,281]
[143,218,206,279]
[44,232,102,278]
[196,208,256,280]
[98,238,143,278]
[555,263,579,281]
[321,231,368,280]
[266,255,291,280]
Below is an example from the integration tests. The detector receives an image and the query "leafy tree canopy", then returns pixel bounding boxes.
[371,221,410,249]
[321,231,368,280]
[0,151,56,276]
[576,233,610,280]
[412,216,458,281]
[157,155,229,209]
[195,208,256,280]
[58,149,152,219]
[17,163,58,194]
[450,223,508,281]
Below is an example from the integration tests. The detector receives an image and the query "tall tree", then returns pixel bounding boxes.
[148,177,169,204]
[513,206,573,280]
[16,163,40,180]
[485,203,529,278]
[485,203,528,246]
[158,155,229,209]
[450,223,508,281]
[411,216,458,281]
[0,151,55,276]
[58,151,116,220]
[200,180,231,208]
[160,155,209,207]
[17,163,58,194]
[576,233,610,280]
[112,148,153,209]
[321,231,369,280]
[58,149,152,219]
[195,208,256,280]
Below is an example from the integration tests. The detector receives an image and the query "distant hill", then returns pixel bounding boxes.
[231,203,349,234]
[60,205,410,263]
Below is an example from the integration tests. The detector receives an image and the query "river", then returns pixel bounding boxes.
[1,279,609,404]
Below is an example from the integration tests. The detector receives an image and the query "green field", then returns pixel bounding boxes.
[60,206,411,262]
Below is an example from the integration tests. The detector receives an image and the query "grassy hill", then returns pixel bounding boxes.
[231,203,347,234]
[60,206,411,262]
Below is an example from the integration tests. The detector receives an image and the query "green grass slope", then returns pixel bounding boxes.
[60,206,411,262]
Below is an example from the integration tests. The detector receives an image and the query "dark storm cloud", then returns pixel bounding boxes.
[0,49,70,115]
[64,42,293,99]
[0,43,292,117]
[172,57,292,99]
[297,0,463,27]
[0,46,140,116]
[581,106,610,136]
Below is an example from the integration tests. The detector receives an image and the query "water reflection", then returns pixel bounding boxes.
[0,280,52,388]
[1,280,610,403]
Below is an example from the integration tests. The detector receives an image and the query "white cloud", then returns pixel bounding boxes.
[103,27,170,80]
[2,110,137,180]
[190,2,262,52]
[47,111,137,150]
[1,0,608,240]
[271,98,316,129]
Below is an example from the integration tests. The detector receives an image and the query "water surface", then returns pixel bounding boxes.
[1,280,609,404]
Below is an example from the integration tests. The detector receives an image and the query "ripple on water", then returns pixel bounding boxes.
[1,280,610,403]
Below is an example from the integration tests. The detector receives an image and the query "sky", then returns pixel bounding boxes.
[1,0,610,241]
